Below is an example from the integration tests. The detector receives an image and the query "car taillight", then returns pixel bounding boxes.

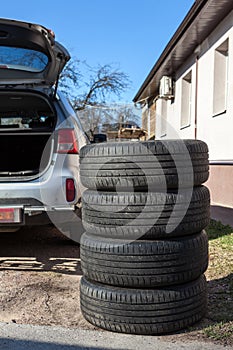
[57,129,78,154]
[66,178,76,202]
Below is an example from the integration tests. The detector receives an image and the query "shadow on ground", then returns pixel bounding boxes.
[175,274,233,346]
[0,339,113,350]
[206,219,233,241]
[211,205,233,228]
[0,226,82,275]
[207,273,233,323]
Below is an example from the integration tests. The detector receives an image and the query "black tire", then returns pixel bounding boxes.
[79,140,209,190]
[82,186,210,239]
[80,275,207,335]
[80,231,208,287]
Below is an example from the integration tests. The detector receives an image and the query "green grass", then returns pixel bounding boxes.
[206,219,233,240]
[204,322,233,342]
[202,220,233,345]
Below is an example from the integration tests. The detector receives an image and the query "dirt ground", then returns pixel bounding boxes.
[0,227,91,329]
[0,226,231,346]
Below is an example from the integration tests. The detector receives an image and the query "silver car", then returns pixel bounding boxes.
[0,18,88,241]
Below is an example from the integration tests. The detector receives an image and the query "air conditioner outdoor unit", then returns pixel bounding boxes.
[159,76,173,97]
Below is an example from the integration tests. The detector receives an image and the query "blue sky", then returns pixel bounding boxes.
[1,0,194,102]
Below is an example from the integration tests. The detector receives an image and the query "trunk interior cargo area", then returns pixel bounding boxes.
[0,91,56,178]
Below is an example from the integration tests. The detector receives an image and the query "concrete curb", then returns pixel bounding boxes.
[0,322,231,350]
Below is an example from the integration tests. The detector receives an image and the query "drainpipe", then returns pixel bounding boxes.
[147,101,151,139]
[194,56,199,139]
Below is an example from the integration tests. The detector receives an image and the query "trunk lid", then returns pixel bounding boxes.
[0,18,70,87]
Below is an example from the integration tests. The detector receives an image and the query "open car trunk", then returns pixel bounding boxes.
[0,91,56,179]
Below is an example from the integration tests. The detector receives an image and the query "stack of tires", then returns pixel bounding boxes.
[79,139,210,335]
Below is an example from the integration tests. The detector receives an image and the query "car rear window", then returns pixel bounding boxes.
[0,46,48,72]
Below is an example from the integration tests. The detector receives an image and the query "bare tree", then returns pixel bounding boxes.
[59,58,81,96]
[73,64,130,110]
[78,107,103,138]
[58,58,135,137]
[78,104,141,139]
[59,59,130,108]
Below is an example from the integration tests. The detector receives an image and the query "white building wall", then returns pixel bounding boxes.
[197,13,233,161]
[156,9,233,162]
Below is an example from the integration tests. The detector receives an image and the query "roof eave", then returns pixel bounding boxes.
[133,0,232,103]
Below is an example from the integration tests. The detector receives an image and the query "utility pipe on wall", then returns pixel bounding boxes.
[194,56,199,139]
